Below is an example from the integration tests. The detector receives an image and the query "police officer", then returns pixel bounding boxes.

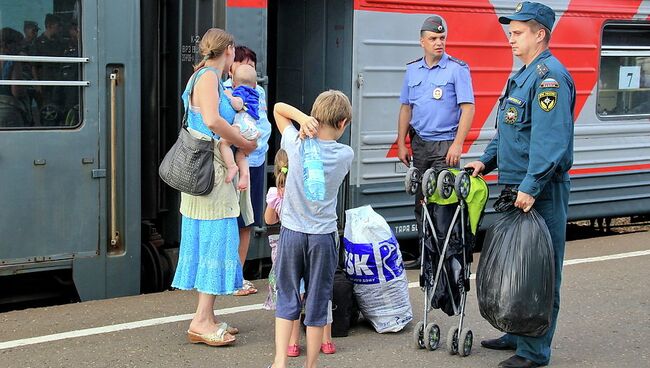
[465,2,575,367]
[397,15,475,259]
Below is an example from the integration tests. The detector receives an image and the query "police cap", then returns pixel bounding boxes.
[421,15,446,34]
[24,21,40,31]
[498,2,555,31]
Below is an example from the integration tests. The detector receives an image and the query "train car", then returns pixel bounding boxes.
[1,0,649,304]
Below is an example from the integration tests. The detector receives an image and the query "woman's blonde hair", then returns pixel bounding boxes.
[274,149,289,189]
[193,28,234,71]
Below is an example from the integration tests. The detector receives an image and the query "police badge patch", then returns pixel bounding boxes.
[538,91,557,112]
[505,107,518,124]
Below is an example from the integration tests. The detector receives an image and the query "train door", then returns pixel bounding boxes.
[0,2,100,281]
[267,0,354,233]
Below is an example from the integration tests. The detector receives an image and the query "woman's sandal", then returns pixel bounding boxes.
[233,280,258,296]
[218,321,239,335]
[187,325,235,346]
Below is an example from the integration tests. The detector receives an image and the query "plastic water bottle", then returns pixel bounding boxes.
[303,138,325,201]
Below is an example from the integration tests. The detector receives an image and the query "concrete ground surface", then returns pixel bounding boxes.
[1,230,649,368]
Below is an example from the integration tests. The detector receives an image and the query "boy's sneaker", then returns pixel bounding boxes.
[321,342,336,354]
[287,344,301,357]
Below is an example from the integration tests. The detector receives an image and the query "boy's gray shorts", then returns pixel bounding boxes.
[275,227,338,327]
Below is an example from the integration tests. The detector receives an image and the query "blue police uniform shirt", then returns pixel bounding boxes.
[399,53,474,141]
[224,78,271,167]
[480,49,576,198]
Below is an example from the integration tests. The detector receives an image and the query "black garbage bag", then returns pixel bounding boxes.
[476,207,554,337]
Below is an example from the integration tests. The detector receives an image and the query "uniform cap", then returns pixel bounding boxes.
[421,15,446,34]
[498,2,555,31]
[24,21,39,31]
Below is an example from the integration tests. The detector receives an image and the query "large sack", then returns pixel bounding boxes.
[476,208,554,337]
[343,205,412,333]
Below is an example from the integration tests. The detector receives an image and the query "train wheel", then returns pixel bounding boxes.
[413,321,425,349]
[424,323,440,351]
[458,328,473,357]
[157,248,174,290]
[446,325,459,355]
[141,242,163,293]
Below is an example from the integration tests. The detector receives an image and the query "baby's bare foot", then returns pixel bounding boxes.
[237,172,249,191]
[225,165,239,184]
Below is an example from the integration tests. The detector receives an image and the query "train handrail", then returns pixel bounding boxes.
[109,70,121,251]
[0,55,89,63]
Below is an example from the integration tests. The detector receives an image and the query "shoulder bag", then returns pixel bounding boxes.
[159,70,215,196]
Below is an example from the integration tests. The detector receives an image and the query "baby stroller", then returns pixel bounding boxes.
[404,166,488,357]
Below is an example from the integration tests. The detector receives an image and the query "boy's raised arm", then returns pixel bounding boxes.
[273,102,318,136]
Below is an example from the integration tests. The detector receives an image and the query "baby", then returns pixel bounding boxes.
[221,64,260,190]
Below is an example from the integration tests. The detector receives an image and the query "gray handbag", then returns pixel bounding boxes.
[159,70,215,196]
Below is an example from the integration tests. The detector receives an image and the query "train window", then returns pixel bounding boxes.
[597,23,650,117]
[0,0,83,128]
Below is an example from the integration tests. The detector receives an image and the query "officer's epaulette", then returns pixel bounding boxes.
[448,55,466,66]
[535,62,549,78]
[406,57,423,65]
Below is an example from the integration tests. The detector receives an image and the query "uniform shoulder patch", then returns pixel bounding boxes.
[538,91,557,112]
[406,57,423,65]
[540,78,560,88]
[448,55,467,66]
[535,62,549,78]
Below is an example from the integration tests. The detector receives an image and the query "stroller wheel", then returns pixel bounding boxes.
[436,169,455,199]
[446,326,459,355]
[454,170,471,200]
[413,321,425,349]
[458,328,473,357]
[421,168,437,198]
[404,167,421,196]
[424,323,440,351]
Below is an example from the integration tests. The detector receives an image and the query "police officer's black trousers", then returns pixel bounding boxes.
[500,179,570,365]
[411,134,456,239]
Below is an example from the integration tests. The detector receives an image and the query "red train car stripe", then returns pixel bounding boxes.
[482,163,650,183]
[549,0,642,120]
[384,0,643,160]
[384,0,512,158]
[227,0,267,8]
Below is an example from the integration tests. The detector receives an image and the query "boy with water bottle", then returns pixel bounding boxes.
[269,90,353,368]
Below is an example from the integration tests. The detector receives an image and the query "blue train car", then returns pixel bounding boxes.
[1,0,649,303]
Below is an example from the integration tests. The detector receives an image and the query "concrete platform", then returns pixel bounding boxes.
[1,230,649,368]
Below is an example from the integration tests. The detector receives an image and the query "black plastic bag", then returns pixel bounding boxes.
[476,208,554,337]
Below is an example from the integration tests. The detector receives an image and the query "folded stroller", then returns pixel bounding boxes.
[404,167,488,357]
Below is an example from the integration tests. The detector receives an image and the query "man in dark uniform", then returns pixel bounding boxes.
[397,15,475,265]
[465,2,575,367]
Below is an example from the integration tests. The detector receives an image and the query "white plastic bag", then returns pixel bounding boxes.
[343,205,413,333]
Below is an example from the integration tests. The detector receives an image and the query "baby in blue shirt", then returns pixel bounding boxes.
[220,64,260,190]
